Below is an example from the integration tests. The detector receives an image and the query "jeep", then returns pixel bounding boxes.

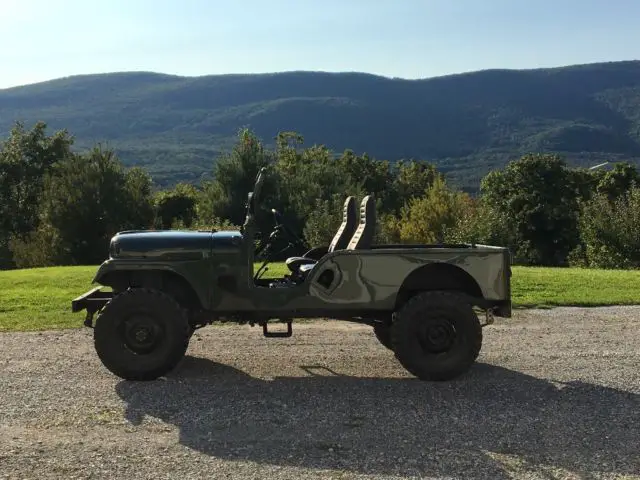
[72,167,512,382]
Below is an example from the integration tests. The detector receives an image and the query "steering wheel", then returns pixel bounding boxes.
[254,224,281,258]
[270,208,308,250]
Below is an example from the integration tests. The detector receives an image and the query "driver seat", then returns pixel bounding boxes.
[285,196,358,273]
[297,194,377,277]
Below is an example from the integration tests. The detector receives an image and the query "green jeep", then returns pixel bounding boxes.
[72,168,512,382]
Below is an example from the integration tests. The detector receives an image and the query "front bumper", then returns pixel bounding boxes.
[71,287,114,326]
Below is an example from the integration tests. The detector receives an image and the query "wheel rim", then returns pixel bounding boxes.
[418,318,457,354]
[120,314,164,355]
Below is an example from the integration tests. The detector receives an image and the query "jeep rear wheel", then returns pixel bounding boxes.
[391,291,482,381]
[93,288,191,381]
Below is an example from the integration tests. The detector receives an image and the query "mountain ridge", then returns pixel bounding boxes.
[5,58,639,91]
[2,60,640,189]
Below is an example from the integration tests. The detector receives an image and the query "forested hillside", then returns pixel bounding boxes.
[1,61,640,190]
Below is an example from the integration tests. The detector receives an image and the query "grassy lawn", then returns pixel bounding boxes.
[511,266,640,308]
[0,266,99,332]
[1,264,640,332]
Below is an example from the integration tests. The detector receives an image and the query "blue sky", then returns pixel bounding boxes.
[1,0,639,89]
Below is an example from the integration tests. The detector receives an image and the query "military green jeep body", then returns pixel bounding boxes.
[72,168,512,382]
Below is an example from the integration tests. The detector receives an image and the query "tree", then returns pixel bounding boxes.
[0,122,74,268]
[123,167,156,230]
[577,186,640,268]
[387,176,471,244]
[154,183,199,229]
[15,146,155,266]
[388,159,441,212]
[480,153,582,266]
[199,128,275,228]
[595,162,639,200]
[336,150,393,204]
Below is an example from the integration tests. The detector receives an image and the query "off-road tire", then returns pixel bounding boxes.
[93,288,191,381]
[391,291,482,381]
[373,323,393,350]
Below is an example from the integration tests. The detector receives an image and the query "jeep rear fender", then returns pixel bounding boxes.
[395,262,483,310]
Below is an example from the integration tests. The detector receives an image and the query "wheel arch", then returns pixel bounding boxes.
[395,262,484,311]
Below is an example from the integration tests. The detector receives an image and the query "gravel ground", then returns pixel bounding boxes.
[1,307,639,480]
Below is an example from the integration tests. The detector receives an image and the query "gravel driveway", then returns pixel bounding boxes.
[1,307,639,480]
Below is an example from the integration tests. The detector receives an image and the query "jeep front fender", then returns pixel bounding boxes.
[92,259,211,310]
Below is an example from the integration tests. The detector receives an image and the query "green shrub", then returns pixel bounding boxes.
[579,186,640,268]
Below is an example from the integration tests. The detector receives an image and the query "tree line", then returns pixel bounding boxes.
[1,121,639,270]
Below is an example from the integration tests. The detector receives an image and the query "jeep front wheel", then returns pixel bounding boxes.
[93,288,191,381]
[391,291,482,381]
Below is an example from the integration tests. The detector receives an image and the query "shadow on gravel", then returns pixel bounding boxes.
[116,356,639,479]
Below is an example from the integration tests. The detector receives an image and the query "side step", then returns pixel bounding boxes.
[262,320,293,338]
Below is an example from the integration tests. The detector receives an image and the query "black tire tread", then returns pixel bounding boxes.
[93,287,191,381]
[390,290,482,381]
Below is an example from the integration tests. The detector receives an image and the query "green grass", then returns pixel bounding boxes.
[511,266,640,308]
[0,266,99,332]
[1,264,640,332]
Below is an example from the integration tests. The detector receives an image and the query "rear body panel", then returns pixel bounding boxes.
[310,246,509,303]
[211,244,510,317]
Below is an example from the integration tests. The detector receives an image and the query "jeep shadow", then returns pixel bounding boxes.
[115,356,639,479]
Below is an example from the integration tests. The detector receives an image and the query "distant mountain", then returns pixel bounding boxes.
[1,61,640,190]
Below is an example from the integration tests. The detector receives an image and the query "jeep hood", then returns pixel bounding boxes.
[109,230,242,259]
